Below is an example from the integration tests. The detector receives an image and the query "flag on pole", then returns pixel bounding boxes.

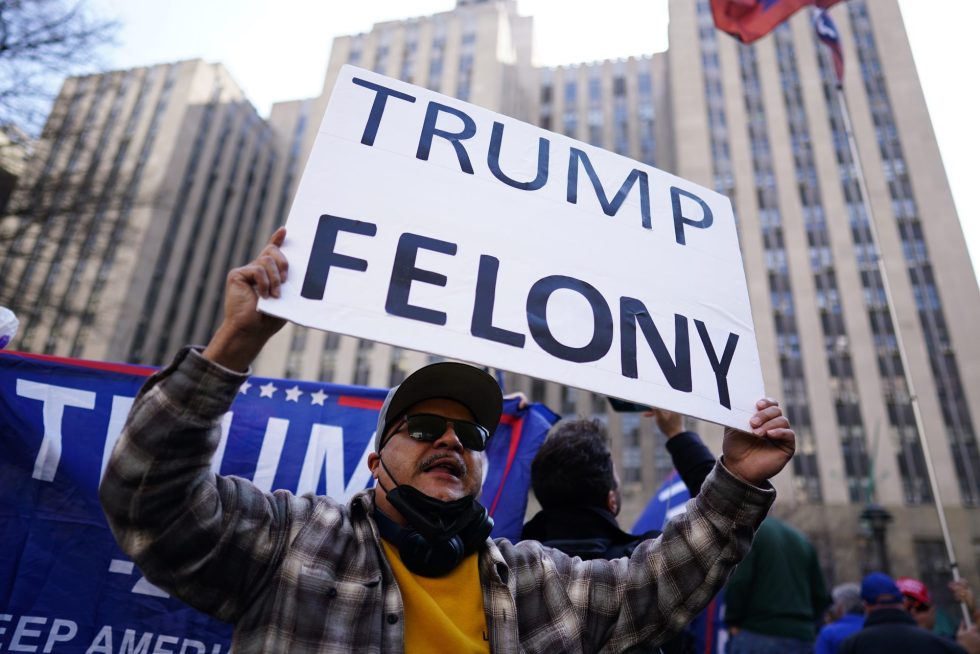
[711,0,845,44]
[814,8,845,87]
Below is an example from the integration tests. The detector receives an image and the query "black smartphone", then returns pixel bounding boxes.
[606,397,652,413]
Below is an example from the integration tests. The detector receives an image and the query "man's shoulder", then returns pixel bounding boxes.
[264,486,376,544]
[274,488,382,573]
[843,620,961,653]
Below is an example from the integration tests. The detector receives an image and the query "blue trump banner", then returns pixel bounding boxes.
[0,350,557,652]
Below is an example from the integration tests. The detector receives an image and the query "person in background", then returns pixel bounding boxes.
[947,577,980,653]
[957,623,980,654]
[897,576,937,631]
[838,572,967,654]
[522,407,714,560]
[949,579,980,627]
[815,583,865,654]
[521,408,716,654]
[725,516,831,654]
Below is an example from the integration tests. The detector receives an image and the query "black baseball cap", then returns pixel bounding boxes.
[374,361,503,451]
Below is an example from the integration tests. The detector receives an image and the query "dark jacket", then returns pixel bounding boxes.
[521,504,656,559]
[521,431,717,654]
[521,431,715,558]
[838,607,967,654]
[665,430,717,497]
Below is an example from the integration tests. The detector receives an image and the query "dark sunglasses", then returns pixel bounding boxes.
[395,413,491,452]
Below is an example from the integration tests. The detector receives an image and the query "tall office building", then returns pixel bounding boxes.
[0,125,30,214]
[4,0,977,589]
[0,60,280,363]
[666,0,980,591]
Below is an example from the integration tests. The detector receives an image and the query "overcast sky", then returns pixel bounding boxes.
[95,0,980,282]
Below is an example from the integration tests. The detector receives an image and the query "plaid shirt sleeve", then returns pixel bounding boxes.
[98,347,318,623]
[491,462,774,653]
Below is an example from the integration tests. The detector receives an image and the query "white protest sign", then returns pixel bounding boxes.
[259,65,765,429]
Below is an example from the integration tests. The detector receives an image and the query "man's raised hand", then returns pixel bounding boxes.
[722,398,795,487]
[203,228,289,371]
[644,408,684,439]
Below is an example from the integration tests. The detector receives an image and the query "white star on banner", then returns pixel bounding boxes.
[310,389,328,406]
[285,386,303,402]
[238,380,252,395]
[259,382,277,398]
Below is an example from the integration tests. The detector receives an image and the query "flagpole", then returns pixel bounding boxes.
[835,84,971,628]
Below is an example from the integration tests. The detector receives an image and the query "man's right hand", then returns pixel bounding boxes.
[722,398,795,486]
[202,227,289,372]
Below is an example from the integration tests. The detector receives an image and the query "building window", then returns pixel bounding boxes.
[353,339,373,386]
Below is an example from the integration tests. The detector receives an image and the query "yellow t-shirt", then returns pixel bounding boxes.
[381,539,491,653]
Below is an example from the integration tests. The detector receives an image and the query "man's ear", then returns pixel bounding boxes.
[368,452,380,478]
[606,489,619,516]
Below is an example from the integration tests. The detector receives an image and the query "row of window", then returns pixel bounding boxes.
[10,74,111,345]
[538,67,656,163]
[736,31,824,502]
[846,0,979,505]
[775,23,881,501]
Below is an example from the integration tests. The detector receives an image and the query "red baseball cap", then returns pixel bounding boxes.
[896,577,931,606]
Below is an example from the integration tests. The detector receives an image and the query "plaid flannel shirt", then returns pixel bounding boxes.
[100,347,775,653]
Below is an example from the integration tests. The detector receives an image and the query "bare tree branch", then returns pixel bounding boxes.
[0,0,118,135]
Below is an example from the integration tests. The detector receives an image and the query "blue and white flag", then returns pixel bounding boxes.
[814,8,845,86]
[633,472,727,654]
[0,350,557,652]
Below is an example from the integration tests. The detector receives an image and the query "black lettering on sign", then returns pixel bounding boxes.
[487,121,550,191]
[416,102,477,174]
[301,214,377,300]
[351,78,417,146]
[619,298,692,392]
[695,320,739,409]
[567,148,651,229]
[670,186,713,246]
[471,255,526,347]
[385,233,457,325]
[526,275,613,363]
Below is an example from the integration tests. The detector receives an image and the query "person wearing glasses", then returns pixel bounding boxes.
[100,228,797,653]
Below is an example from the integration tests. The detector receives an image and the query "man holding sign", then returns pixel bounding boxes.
[101,227,794,653]
[102,67,794,652]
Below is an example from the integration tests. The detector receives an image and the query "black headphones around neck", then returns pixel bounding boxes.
[374,506,493,578]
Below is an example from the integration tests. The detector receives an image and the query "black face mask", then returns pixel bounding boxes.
[375,457,493,577]
[377,457,489,541]
[384,482,486,542]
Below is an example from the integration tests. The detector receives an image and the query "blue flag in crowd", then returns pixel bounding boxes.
[0,350,557,652]
[634,471,727,654]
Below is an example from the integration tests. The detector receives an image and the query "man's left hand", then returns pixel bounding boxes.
[722,398,795,487]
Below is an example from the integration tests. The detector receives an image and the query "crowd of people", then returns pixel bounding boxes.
[523,403,980,654]
[97,229,979,653]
